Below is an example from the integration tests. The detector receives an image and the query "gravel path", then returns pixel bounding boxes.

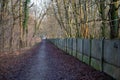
[15,40,114,80]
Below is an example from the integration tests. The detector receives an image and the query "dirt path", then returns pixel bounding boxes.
[2,40,114,80]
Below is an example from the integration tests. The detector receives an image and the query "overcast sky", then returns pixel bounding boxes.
[30,0,51,15]
[30,0,51,9]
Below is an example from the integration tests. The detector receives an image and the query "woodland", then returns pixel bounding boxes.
[0,0,120,52]
[0,0,120,79]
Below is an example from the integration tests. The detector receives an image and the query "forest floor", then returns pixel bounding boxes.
[0,44,40,80]
[0,40,114,80]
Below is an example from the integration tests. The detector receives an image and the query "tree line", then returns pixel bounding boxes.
[0,0,120,52]
[48,0,120,39]
[0,0,33,52]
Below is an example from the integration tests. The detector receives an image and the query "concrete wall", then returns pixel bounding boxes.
[49,38,120,80]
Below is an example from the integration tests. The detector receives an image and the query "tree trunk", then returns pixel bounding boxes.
[19,0,23,48]
[98,0,106,37]
[109,0,119,39]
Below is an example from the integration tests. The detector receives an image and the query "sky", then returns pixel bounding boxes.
[30,0,51,16]
[30,0,51,10]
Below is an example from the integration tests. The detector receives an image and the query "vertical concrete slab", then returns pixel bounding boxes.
[58,39,60,48]
[83,39,90,56]
[61,39,64,50]
[83,39,90,64]
[103,62,120,80]
[67,38,71,55]
[64,39,66,52]
[76,39,83,60]
[63,39,66,53]
[83,55,90,64]
[104,40,120,67]
[91,39,103,70]
[69,38,73,55]
[91,39,102,60]
[59,39,62,49]
[66,38,68,52]
[66,39,68,53]
[62,39,65,50]
[91,58,102,70]
[72,38,77,57]
[56,39,58,46]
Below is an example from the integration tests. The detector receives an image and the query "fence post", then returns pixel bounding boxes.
[82,39,84,61]
[89,39,92,65]
[76,39,78,57]
[101,38,105,72]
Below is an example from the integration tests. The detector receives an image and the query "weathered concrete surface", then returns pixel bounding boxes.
[77,39,83,53]
[50,38,119,80]
[103,62,120,80]
[104,40,120,67]
[91,39,102,60]
[4,40,114,80]
[83,39,90,56]
[76,39,83,61]
[104,40,120,80]
[91,40,103,70]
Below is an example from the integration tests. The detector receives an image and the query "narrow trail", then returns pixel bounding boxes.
[15,40,113,80]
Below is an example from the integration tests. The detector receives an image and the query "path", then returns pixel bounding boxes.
[16,40,113,80]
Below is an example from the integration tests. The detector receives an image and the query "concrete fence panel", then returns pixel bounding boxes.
[72,38,77,57]
[91,39,103,70]
[76,39,83,60]
[104,40,120,67]
[68,38,73,55]
[103,40,120,80]
[49,38,120,80]
[83,39,91,64]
